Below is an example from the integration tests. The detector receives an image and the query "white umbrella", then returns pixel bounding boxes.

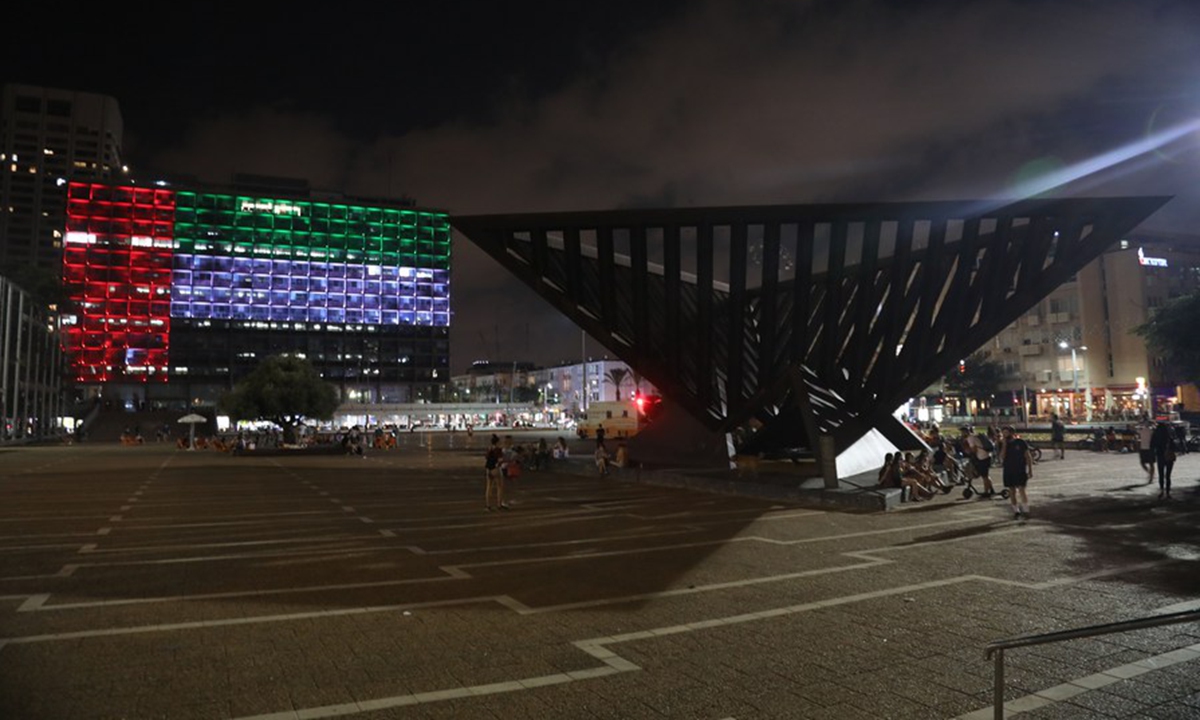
[177,413,206,450]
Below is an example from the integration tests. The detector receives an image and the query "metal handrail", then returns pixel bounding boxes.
[983,608,1200,719]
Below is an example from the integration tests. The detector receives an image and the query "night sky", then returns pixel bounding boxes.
[6,1,1200,373]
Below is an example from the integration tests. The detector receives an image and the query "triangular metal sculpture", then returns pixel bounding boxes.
[453,197,1169,478]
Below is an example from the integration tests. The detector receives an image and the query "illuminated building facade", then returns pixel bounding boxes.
[61,181,451,405]
[962,234,1200,421]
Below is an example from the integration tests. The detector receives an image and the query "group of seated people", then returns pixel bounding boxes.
[1091,426,1133,452]
[173,435,232,451]
[876,448,956,501]
[372,433,398,450]
[503,437,573,473]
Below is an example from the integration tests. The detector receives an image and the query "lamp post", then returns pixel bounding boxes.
[1059,342,1089,421]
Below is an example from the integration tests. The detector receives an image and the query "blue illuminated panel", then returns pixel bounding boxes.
[170,258,450,326]
[169,192,451,328]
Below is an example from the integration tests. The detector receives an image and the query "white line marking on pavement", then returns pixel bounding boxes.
[17,594,49,611]
[229,576,998,720]
[0,532,111,541]
[18,572,469,611]
[12,544,416,577]
[231,629,639,720]
[0,564,77,581]
[96,527,111,536]
[66,534,370,555]
[0,595,517,645]
[955,641,1200,719]
[0,515,112,522]
[102,517,351,531]
[1157,597,1200,613]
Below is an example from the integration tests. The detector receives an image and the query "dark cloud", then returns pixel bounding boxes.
[151,109,357,187]
[11,0,1200,372]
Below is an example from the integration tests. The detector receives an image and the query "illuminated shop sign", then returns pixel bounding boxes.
[1138,247,1168,268]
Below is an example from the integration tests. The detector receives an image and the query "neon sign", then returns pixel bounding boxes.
[239,199,303,216]
[1138,247,1168,268]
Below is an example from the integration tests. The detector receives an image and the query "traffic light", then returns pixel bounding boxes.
[634,394,663,422]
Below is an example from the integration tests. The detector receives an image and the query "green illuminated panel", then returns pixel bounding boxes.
[173,192,450,267]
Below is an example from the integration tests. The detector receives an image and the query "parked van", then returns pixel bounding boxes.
[576,401,641,439]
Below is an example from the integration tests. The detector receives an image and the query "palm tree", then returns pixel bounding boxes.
[603,368,630,401]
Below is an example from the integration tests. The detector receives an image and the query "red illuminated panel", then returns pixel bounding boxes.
[62,182,175,383]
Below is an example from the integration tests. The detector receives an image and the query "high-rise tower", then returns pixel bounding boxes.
[0,84,124,280]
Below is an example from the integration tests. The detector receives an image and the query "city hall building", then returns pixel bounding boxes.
[60,179,451,408]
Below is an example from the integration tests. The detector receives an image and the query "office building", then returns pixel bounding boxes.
[1,84,124,278]
[61,179,451,407]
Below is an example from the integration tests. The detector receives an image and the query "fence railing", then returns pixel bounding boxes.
[983,608,1200,719]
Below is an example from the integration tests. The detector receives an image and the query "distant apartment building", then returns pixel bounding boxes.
[451,361,540,403]
[1,274,64,442]
[531,358,653,412]
[452,358,656,413]
[1,84,124,278]
[972,233,1200,420]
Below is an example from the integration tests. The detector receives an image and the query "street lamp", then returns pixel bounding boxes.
[1058,342,1089,420]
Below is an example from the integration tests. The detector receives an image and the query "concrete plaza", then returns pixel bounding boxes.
[1,434,1198,719]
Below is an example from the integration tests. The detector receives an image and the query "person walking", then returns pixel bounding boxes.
[1050,413,1066,460]
[960,426,996,496]
[1000,426,1034,520]
[1136,415,1156,484]
[1150,420,1177,500]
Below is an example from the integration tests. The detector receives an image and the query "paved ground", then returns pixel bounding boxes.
[1,434,1199,719]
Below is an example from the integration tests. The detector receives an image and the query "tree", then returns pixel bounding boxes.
[943,352,1005,408]
[219,355,339,444]
[603,367,629,401]
[1136,292,1200,387]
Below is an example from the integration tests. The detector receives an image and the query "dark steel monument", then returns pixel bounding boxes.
[453,197,1169,484]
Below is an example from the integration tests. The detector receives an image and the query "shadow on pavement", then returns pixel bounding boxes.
[1027,488,1200,597]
